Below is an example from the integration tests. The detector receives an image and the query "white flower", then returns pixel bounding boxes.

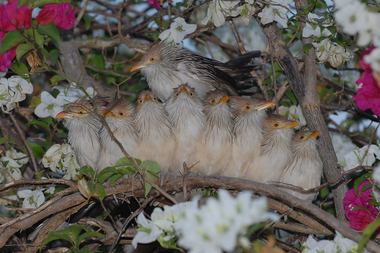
[230,1,256,26]
[159,17,197,44]
[364,47,380,73]
[34,83,96,118]
[330,133,356,164]
[42,144,64,172]
[302,13,332,38]
[278,105,306,130]
[257,0,292,28]
[343,144,380,171]
[132,212,163,248]
[373,166,380,185]
[312,39,353,67]
[17,188,45,209]
[0,76,33,113]
[201,0,239,27]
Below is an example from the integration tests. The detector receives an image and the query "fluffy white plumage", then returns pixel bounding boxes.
[279,131,323,202]
[191,90,233,175]
[135,90,176,171]
[246,114,298,183]
[224,97,275,178]
[97,96,139,171]
[165,84,206,173]
[56,99,103,171]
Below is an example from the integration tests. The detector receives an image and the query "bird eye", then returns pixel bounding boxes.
[139,99,143,104]
[118,111,124,116]
[245,105,250,110]
[300,136,304,140]
[150,57,156,62]
[211,99,216,104]
[274,123,279,127]
[189,92,194,97]
[153,97,157,101]
[175,92,179,97]
[78,110,85,114]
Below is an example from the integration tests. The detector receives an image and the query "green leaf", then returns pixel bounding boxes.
[16,44,33,62]
[12,62,30,82]
[0,138,12,146]
[97,185,106,200]
[28,142,44,159]
[285,91,298,105]
[35,170,45,180]
[18,0,31,7]
[0,31,27,54]
[303,43,313,55]
[355,176,369,194]
[109,174,122,184]
[50,75,66,86]
[114,157,132,167]
[77,232,104,247]
[83,14,92,30]
[97,167,118,184]
[118,166,136,175]
[359,218,380,252]
[49,49,59,65]
[26,120,50,131]
[141,160,161,176]
[41,231,74,250]
[38,23,61,43]
[33,0,58,8]
[144,171,156,197]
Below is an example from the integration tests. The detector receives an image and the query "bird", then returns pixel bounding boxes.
[246,114,298,183]
[279,131,323,202]
[165,84,206,173]
[224,97,276,178]
[130,42,246,101]
[97,95,139,171]
[190,90,234,175]
[134,90,176,171]
[55,98,103,171]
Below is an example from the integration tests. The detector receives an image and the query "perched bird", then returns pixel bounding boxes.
[224,97,276,178]
[135,90,176,171]
[246,114,298,183]
[97,96,139,171]
[165,84,206,173]
[130,42,244,101]
[56,99,103,171]
[191,90,234,175]
[279,131,323,202]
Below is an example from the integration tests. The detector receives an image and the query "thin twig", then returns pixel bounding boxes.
[9,113,39,175]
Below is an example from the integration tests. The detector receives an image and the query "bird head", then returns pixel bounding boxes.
[136,90,159,105]
[56,99,96,120]
[263,114,299,131]
[130,42,177,73]
[294,131,319,142]
[102,96,135,121]
[205,90,229,106]
[170,84,198,102]
[229,97,275,116]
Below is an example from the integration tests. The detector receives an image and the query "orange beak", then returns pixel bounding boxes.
[284,120,299,129]
[257,101,276,111]
[310,131,320,138]
[180,85,187,93]
[56,111,70,119]
[220,95,229,103]
[130,62,145,73]
[145,94,151,101]
[102,109,115,118]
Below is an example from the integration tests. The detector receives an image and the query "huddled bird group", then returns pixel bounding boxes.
[56,42,323,202]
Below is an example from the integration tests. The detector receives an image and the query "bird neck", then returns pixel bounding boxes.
[233,111,266,144]
[293,139,321,163]
[260,129,294,156]
[203,105,233,142]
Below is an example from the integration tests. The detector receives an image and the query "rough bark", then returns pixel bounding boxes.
[258,22,347,220]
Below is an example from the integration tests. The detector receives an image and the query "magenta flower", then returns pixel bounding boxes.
[147,0,160,10]
[36,2,75,30]
[343,180,379,231]
[0,0,32,32]
[354,46,380,117]
[0,31,17,72]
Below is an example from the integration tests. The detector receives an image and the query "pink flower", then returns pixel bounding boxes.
[354,46,380,117]
[343,180,379,231]
[0,31,17,71]
[36,2,75,30]
[147,0,160,10]
[0,0,32,32]
[55,2,75,30]
[36,3,58,26]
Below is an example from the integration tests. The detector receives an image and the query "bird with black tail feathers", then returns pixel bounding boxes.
[130,42,257,101]
[279,131,323,202]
